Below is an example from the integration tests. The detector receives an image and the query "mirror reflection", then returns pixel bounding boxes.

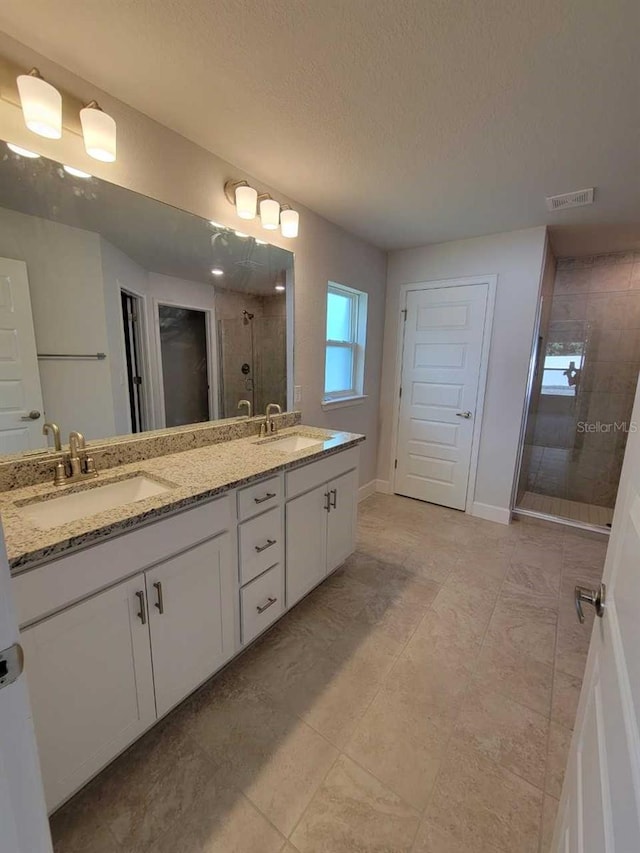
[0,142,293,455]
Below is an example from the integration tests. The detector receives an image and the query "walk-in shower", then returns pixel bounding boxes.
[516,252,640,530]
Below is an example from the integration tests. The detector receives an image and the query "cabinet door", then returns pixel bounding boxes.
[146,533,235,717]
[326,469,358,573]
[20,576,155,811]
[285,485,328,607]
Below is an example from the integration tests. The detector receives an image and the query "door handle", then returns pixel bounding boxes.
[255,538,277,553]
[330,488,337,509]
[135,590,147,625]
[324,491,331,512]
[153,581,164,614]
[455,411,472,419]
[575,582,606,623]
[21,410,41,421]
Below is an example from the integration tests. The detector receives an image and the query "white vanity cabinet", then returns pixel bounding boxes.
[20,575,157,812]
[145,532,234,717]
[285,448,359,607]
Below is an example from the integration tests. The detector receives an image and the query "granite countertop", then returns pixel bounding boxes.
[1,426,364,573]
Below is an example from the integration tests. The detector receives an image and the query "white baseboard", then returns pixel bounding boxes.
[470,501,512,525]
[358,480,377,502]
[375,479,391,494]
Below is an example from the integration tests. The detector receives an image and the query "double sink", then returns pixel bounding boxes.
[15,431,333,531]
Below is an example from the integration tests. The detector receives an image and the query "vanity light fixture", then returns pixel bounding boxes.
[275,284,286,292]
[80,101,117,162]
[259,195,280,230]
[280,206,299,239]
[6,143,40,158]
[16,68,62,139]
[211,267,224,276]
[63,164,92,178]
[224,178,299,238]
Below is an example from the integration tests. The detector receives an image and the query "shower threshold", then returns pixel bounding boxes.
[514,491,612,533]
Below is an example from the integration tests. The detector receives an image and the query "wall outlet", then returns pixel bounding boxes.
[294,385,302,403]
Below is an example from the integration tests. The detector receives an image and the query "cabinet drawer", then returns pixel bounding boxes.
[238,507,282,585]
[237,475,282,521]
[241,562,285,644]
[286,446,359,499]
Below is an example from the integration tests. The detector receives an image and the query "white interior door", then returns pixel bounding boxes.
[395,283,489,510]
[553,380,640,850]
[0,528,52,852]
[0,257,45,454]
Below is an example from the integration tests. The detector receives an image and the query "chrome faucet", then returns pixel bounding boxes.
[42,421,62,452]
[51,430,98,485]
[237,399,252,419]
[264,403,282,435]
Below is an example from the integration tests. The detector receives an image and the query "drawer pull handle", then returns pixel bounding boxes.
[255,538,277,553]
[330,488,337,509]
[153,581,164,615]
[135,590,147,625]
[254,492,277,504]
[257,596,278,614]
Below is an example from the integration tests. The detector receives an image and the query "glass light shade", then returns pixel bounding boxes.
[260,198,280,230]
[211,268,224,276]
[7,143,40,158]
[280,208,299,238]
[63,164,91,178]
[235,185,257,219]
[17,74,62,139]
[80,106,117,162]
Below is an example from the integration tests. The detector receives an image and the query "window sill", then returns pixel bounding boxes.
[321,395,368,411]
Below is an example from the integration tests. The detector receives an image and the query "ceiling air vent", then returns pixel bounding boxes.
[545,188,594,212]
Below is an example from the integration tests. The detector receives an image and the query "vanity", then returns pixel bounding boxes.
[3,425,363,812]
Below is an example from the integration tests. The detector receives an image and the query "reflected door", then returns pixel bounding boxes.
[158,304,210,427]
[395,283,488,510]
[0,257,45,453]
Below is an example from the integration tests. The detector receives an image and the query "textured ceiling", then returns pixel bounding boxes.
[0,0,638,253]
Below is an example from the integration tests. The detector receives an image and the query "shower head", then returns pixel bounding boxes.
[242,310,255,324]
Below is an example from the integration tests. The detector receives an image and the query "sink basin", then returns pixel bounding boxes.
[261,434,327,453]
[18,475,173,531]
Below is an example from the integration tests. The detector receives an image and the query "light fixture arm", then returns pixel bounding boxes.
[224,179,250,205]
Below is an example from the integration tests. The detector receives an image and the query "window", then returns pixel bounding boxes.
[323,282,368,403]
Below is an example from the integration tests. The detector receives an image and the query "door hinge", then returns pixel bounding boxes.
[399,386,402,399]
[394,459,398,469]
[0,643,24,690]
[133,376,143,385]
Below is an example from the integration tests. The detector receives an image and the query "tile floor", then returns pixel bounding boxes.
[519,490,614,527]
[50,494,608,853]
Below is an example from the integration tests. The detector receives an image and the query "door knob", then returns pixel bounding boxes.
[456,411,472,419]
[21,410,41,421]
[575,582,606,623]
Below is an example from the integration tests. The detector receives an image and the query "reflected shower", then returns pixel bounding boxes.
[242,310,254,325]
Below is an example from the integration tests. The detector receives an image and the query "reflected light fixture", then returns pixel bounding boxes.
[275,284,286,292]
[280,207,299,239]
[255,238,268,246]
[63,164,91,178]
[211,268,224,276]
[260,196,280,230]
[7,143,40,158]
[234,230,249,238]
[80,100,117,162]
[16,68,62,139]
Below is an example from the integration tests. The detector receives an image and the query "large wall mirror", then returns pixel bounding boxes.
[0,141,294,456]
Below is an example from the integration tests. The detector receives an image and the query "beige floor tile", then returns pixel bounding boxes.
[452,684,549,788]
[77,716,215,852]
[345,682,453,809]
[154,782,285,853]
[278,626,399,747]
[431,579,497,644]
[183,677,337,836]
[472,642,553,716]
[513,541,564,570]
[308,570,378,619]
[551,669,582,729]
[485,589,557,666]
[412,818,502,853]
[546,722,572,799]
[425,742,543,853]
[540,794,559,853]
[290,755,419,853]
[357,576,440,644]
[555,620,591,679]
[402,539,461,584]
[446,552,510,591]
[50,818,120,853]
[503,559,561,598]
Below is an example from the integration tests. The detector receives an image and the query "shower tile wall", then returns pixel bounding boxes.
[525,252,640,511]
